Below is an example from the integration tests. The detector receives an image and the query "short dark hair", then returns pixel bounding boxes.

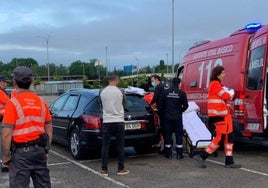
[108,75,119,82]
[15,80,32,89]
[151,74,161,82]
[172,77,181,87]
[210,65,224,81]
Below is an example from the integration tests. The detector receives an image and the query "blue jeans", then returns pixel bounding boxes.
[101,122,125,171]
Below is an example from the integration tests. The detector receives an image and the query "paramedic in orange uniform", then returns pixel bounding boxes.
[197,65,241,168]
[0,76,10,122]
[0,76,10,172]
[1,66,53,188]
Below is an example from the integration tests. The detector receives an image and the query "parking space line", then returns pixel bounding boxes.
[207,159,268,177]
[79,153,158,163]
[50,150,130,188]
[48,162,71,166]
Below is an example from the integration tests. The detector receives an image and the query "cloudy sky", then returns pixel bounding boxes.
[0,0,268,70]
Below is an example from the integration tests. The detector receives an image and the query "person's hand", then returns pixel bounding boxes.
[2,155,11,166]
[45,154,49,164]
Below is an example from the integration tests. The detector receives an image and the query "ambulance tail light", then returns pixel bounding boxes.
[233,92,245,119]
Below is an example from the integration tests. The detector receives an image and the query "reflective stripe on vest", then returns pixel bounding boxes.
[0,91,9,115]
[10,97,46,137]
[207,99,225,104]
[218,89,225,96]
[208,109,228,116]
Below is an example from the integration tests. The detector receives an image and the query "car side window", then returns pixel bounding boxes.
[62,95,79,111]
[85,98,100,113]
[50,94,69,111]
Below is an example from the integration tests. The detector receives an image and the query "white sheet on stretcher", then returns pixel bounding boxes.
[182,102,211,148]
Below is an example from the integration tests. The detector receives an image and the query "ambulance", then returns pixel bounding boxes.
[177,23,268,142]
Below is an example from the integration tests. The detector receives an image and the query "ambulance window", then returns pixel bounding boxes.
[247,45,265,90]
[177,67,184,80]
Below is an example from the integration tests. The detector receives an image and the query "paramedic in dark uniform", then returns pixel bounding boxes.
[150,74,165,153]
[1,66,53,188]
[162,77,188,159]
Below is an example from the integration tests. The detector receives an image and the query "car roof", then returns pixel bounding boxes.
[66,88,145,97]
[67,88,99,95]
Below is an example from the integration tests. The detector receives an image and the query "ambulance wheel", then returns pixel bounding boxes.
[69,129,84,159]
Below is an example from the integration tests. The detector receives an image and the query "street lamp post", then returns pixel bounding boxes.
[38,35,54,81]
[94,60,103,86]
[166,53,168,73]
[105,46,108,76]
[171,0,175,77]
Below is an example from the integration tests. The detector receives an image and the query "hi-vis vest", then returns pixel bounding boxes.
[8,93,47,143]
[207,81,231,117]
[0,89,9,116]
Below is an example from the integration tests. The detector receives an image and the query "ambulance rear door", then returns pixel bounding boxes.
[245,34,267,134]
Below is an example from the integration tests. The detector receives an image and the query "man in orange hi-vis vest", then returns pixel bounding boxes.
[1,66,53,188]
[196,65,241,168]
[0,76,10,122]
[0,76,10,173]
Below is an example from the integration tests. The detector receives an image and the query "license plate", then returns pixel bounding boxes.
[125,122,141,130]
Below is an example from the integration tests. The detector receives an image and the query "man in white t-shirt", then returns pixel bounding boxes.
[99,75,129,176]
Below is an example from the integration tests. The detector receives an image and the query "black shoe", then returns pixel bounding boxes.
[165,148,172,159]
[196,155,206,168]
[1,166,9,173]
[224,163,241,168]
[212,151,218,157]
[176,153,184,160]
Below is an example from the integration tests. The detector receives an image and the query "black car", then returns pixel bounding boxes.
[49,88,159,159]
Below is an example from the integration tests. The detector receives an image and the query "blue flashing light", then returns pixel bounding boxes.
[245,23,262,32]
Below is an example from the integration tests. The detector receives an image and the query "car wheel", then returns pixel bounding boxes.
[69,129,84,159]
[134,144,154,154]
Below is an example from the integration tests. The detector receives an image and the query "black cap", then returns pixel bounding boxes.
[12,66,33,82]
[0,75,10,83]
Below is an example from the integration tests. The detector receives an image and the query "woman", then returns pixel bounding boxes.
[197,65,241,168]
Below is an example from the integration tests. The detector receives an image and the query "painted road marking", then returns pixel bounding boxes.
[50,150,130,188]
[207,159,268,177]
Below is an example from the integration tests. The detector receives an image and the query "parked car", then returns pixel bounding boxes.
[49,88,159,159]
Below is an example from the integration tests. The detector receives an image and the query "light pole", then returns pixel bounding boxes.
[94,60,103,86]
[38,35,55,81]
[105,46,108,75]
[166,53,168,73]
[135,57,139,83]
[171,0,175,77]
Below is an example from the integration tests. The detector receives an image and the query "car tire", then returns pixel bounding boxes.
[134,144,154,154]
[69,129,84,160]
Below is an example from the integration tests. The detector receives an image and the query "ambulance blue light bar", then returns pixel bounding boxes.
[245,23,262,32]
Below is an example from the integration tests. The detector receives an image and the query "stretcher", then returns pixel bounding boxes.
[182,102,212,157]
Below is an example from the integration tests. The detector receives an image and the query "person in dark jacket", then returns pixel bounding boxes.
[162,77,188,159]
[150,74,166,153]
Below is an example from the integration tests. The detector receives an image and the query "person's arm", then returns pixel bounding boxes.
[151,86,160,105]
[211,81,232,101]
[44,122,53,145]
[1,125,12,165]
[181,92,189,112]
[44,101,53,145]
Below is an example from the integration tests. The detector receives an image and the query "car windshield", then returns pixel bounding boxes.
[126,95,149,112]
